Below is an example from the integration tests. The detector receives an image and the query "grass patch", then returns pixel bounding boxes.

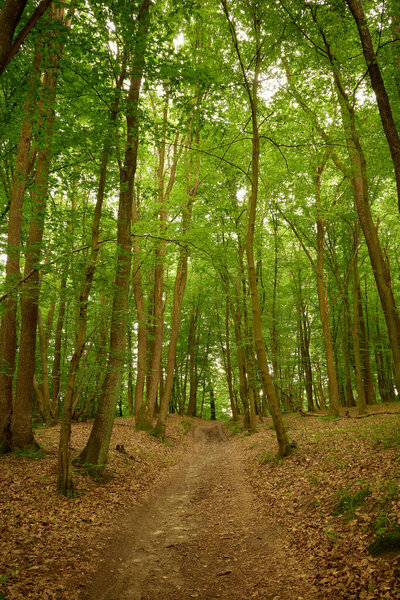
[371,424,400,449]
[181,420,192,435]
[11,445,45,459]
[259,450,281,465]
[332,487,371,519]
[226,419,243,436]
[322,415,342,422]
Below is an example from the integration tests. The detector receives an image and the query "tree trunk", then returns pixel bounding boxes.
[127,326,134,417]
[154,247,188,435]
[210,386,216,420]
[342,316,356,407]
[51,271,67,418]
[37,309,51,425]
[132,195,147,419]
[356,275,376,405]
[154,124,200,437]
[75,0,150,476]
[320,21,400,399]
[351,248,367,415]
[0,45,41,453]
[315,165,340,416]
[57,56,127,495]
[0,0,27,74]
[345,0,400,212]
[222,298,239,421]
[270,213,280,389]
[136,111,181,430]
[12,12,65,449]
[246,92,290,455]
[233,277,250,428]
[186,305,198,417]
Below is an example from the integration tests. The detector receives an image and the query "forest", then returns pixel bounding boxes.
[0,0,400,598]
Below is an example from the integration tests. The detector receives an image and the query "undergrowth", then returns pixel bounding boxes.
[11,446,46,459]
[332,487,371,519]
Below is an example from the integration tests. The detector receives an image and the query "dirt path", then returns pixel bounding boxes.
[84,422,317,600]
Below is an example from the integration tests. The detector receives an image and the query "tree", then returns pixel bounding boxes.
[76,0,150,476]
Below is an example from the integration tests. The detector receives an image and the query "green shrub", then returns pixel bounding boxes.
[368,529,400,556]
[11,445,45,459]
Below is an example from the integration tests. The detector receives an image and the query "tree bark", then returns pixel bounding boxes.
[0,0,52,76]
[0,0,28,74]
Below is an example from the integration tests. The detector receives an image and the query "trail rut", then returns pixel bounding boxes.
[84,422,317,600]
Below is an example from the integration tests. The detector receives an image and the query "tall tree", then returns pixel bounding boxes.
[76,0,150,476]
[221,0,291,456]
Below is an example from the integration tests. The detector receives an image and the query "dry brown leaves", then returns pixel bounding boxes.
[0,415,193,600]
[236,403,400,600]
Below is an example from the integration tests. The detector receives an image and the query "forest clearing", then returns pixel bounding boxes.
[1,409,400,600]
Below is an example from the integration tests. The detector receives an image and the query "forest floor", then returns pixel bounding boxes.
[0,406,400,599]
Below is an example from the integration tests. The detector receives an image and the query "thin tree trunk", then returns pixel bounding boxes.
[136,117,181,430]
[356,274,376,405]
[51,271,67,417]
[127,326,134,417]
[240,252,257,432]
[155,124,200,437]
[351,247,367,415]
[270,212,280,388]
[298,297,314,412]
[233,275,250,428]
[342,315,356,407]
[144,144,168,422]
[132,195,147,419]
[37,309,51,425]
[186,305,198,417]
[44,298,56,348]
[220,298,239,421]
[210,386,216,420]
[315,356,327,410]
[314,165,340,416]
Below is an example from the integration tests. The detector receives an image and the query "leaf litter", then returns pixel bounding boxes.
[1,406,400,599]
